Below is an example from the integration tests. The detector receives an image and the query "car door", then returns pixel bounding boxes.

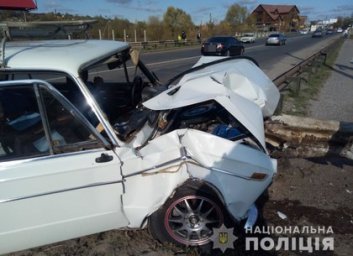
[229,38,242,56]
[0,80,128,254]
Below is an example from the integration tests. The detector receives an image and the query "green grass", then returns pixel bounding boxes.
[280,38,344,116]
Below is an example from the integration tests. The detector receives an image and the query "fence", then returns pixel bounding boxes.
[94,28,273,50]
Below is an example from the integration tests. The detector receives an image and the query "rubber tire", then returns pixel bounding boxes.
[149,182,230,247]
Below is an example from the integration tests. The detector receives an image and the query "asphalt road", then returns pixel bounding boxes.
[139,33,340,83]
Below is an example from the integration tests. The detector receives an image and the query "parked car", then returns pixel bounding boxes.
[240,33,256,43]
[201,36,245,56]
[265,33,286,46]
[337,27,343,33]
[0,22,279,255]
[312,30,323,38]
[299,29,309,34]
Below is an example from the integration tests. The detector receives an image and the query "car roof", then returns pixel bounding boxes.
[4,39,130,76]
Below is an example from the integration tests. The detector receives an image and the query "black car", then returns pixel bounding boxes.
[201,36,244,56]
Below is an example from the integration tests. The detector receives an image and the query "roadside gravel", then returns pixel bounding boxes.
[309,38,353,122]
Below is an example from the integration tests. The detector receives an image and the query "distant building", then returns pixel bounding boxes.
[299,16,309,28]
[250,4,300,31]
[318,19,338,25]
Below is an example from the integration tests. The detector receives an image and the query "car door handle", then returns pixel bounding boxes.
[95,153,113,163]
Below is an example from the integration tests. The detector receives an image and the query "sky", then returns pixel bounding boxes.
[34,0,353,24]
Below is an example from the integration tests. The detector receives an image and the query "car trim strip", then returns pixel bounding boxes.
[0,179,123,204]
[122,147,190,178]
[123,147,263,181]
[1,151,265,204]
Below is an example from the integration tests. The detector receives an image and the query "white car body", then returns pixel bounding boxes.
[0,39,278,254]
[178,56,280,118]
[240,33,256,43]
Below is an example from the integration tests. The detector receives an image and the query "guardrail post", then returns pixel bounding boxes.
[320,52,327,64]
[274,94,284,115]
[293,77,303,96]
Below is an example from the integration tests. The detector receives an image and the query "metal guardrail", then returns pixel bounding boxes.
[272,37,342,114]
[128,32,276,50]
[266,37,352,160]
[272,37,340,91]
[129,40,201,50]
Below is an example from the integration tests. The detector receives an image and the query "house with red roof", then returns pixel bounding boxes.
[250,4,300,32]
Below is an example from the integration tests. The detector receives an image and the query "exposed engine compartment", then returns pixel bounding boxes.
[159,101,247,139]
[113,100,262,152]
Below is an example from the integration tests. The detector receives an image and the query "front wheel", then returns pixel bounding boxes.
[149,185,227,246]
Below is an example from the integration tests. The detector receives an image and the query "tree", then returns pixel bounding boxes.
[224,4,248,29]
[146,16,163,41]
[163,6,194,39]
[217,21,232,35]
[134,21,146,41]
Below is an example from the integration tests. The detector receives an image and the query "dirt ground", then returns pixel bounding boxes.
[263,156,353,256]
[9,156,353,256]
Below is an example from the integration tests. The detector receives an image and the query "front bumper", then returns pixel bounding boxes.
[244,204,258,229]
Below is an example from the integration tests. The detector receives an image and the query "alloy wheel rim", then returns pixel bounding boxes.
[164,195,223,246]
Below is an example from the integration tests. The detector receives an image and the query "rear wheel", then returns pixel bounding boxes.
[149,184,228,246]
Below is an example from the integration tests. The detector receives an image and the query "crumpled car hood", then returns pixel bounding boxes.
[143,74,266,150]
[179,57,280,117]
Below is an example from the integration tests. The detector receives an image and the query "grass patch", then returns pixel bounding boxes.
[280,38,345,116]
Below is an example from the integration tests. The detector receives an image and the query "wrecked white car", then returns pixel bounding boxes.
[0,39,278,254]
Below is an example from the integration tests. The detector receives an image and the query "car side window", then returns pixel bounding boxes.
[0,86,48,160]
[39,86,103,154]
[0,84,104,161]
